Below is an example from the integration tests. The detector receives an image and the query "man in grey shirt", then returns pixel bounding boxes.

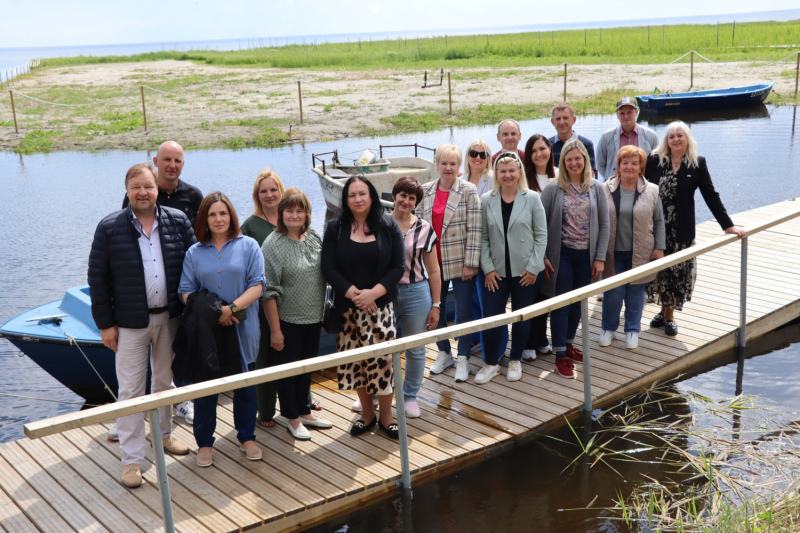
[596,97,658,180]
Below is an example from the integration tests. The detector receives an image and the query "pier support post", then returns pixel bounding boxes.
[149,408,175,533]
[581,299,592,413]
[736,237,748,348]
[393,353,412,491]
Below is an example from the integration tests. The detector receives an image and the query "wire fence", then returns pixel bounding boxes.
[1,51,798,139]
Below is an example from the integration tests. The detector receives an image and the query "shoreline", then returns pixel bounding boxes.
[0,59,797,154]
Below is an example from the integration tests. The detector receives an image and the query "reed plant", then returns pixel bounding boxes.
[40,20,800,70]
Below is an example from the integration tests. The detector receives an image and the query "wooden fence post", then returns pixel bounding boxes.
[795,52,799,98]
[447,72,452,115]
[10,90,19,133]
[563,63,568,101]
[297,81,304,124]
[140,86,148,131]
[690,51,694,89]
[732,21,736,45]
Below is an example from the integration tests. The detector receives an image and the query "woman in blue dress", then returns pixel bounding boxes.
[179,191,265,468]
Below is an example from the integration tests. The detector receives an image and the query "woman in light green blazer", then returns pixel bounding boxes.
[475,152,547,385]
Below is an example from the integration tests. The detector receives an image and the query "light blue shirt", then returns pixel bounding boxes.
[130,206,168,308]
[178,234,265,367]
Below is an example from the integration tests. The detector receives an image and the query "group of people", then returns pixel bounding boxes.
[89,93,745,490]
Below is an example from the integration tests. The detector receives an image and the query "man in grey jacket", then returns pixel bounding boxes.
[596,97,658,180]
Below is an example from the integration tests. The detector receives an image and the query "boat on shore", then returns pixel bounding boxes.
[635,82,774,113]
[312,144,436,214]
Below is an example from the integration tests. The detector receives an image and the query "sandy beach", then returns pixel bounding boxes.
[0,59,793,152]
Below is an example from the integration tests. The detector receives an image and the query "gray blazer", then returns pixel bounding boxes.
[596,125,659,179]
[539,179,610,297]
[480,188,547,278]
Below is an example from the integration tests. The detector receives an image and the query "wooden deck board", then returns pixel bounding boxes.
[3,201,800,533]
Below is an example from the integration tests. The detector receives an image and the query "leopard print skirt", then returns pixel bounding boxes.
[336,303,397,395]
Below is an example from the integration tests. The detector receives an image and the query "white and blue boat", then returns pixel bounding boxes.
[636,82,774,113]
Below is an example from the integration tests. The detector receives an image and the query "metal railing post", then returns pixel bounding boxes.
[581,299,592,413]
[149,408,175,533]
[736,237,748,347]
[393,353,412,490]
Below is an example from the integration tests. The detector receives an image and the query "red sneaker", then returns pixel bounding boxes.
[565,346,583,363]
[555,358,574,378]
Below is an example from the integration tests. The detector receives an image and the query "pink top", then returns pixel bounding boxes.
[399,218,439,284]
[432,189,449,263]
[619,124,639,149]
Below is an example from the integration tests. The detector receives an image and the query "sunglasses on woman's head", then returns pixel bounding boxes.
[468,149,487,159]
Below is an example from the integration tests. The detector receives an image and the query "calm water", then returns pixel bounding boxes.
[1,106,800,531]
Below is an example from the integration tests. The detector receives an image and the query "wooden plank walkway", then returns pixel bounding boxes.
[2,200,800,533]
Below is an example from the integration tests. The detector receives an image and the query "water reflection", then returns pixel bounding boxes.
[639,103,770,126]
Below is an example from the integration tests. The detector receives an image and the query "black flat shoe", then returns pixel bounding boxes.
[650,313,665,328]
[378,419,399,440]
[350,417,377,436]
[665,320,678,336]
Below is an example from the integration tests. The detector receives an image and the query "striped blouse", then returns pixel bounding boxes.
[399,217,438,285]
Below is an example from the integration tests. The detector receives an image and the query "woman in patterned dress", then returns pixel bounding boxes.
[262,188,333,441]
[322,176,405,439]
[644,121,745,336]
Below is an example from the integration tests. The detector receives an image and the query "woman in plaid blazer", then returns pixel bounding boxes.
[416,144,482,383]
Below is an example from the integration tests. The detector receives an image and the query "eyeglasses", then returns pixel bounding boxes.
[468,149,487,160]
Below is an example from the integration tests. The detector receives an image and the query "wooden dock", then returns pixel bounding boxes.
[2,200,800,532]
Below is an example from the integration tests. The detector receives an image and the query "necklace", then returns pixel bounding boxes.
[621,187,635,196]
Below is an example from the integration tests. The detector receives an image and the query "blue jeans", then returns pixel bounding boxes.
[482,274,540,363]
[436,268,475,358]
[193,362,257,448]
[396,281,432,401]
[470,270,508,360]
[601,251,646,333]
[551,246,592,356]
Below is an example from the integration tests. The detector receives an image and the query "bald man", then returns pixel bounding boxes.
[122,141,203,226]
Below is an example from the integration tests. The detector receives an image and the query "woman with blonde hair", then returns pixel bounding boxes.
[645,121,744,336]
[476,152,547,384]
[418,144,482,383]
[540,140,609,378]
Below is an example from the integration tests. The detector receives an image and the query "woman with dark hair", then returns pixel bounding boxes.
[540,140,610,379]
[179,192,265,467]
[417,144,482,383]
[645,121,745,336]
[599,146,665,350]
[521,134,558,361]
[322,176,405,439]
[389,176,441,419]
[262,188,332,440]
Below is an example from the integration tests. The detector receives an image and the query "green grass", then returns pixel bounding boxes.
[76,111,144,139]
[13,129,59,154]
[39,20,800,71]
[220,127,290,149]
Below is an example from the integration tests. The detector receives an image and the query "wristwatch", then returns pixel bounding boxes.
[230,303,239,314]
[431,302,441,308]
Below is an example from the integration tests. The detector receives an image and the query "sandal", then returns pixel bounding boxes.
[310,400,323,411]
[257,418,275,428]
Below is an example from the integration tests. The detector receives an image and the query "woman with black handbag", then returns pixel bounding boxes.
[322,176,405,439]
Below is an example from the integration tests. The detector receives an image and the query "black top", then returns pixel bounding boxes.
[644,154,733,243]
[122,179,204,226]
[322,214,405,310]
[349,240,379,290]
[550,133,596,171]
[501,198,514,279]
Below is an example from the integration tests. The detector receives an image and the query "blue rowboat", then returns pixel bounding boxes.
[636,82,774,112]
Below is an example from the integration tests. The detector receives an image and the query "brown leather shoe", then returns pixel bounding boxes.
[240,440,263,461]
[196,447,213,468]
[162,436,190,456]
[121,464,142,488]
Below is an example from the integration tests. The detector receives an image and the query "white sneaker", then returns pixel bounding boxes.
[454,356,470,382]
[430,351,455,374]
[598,330,614,347]
[596,292,604,302]
[176,401,194,425]
[351,396,379,412]
[470,342,482,355]
[522,349,537,362]
[474,364,500,384]
[625,332,639,349]
[507,361,523,382]
[107,424,119,442]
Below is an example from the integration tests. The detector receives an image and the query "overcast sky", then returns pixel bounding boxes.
[2,0,799,49]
